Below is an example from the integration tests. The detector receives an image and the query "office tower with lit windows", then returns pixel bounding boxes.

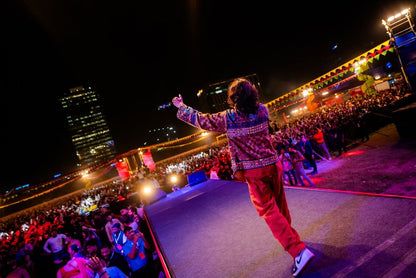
[60,86,116,168]
[196,73,265,113]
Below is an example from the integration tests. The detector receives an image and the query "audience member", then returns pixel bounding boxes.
[111,224,126,256]
[279,148,298,186]
[100,243,130,277]
[104,213,123,246]
[56,243,93,278]
[85,238,100,259]
[312,127,332,161]
[122,227,153,278]
[42,227,69,267]
[299,134,318,175]
[289,146,315,187]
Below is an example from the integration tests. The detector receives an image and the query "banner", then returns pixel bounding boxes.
[142,151,156,171]
[115,161,131,181]
[282,112,288,123]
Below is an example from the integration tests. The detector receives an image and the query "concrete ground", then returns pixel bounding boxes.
[302,123,416,198]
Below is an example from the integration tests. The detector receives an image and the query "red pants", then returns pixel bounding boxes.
[241,162,305,258]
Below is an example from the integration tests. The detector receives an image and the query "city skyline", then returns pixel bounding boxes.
[3,0,414,190]
[60,85,117,167]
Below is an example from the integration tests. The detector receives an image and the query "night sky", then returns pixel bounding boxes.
[3,0,414,190]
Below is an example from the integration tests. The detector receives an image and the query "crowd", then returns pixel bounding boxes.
[157,86,410,187]
[0,85,412,278]
[0,178,165,278]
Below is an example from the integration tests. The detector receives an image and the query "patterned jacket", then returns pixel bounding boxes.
[176,103,279,172]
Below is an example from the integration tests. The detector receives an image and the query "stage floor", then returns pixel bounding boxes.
[145,179,416,278]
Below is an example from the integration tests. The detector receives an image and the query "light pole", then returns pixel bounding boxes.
[382,8,415,91]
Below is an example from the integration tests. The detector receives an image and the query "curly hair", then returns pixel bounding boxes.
[227,78,259,116]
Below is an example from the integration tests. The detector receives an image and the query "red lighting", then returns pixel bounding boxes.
[341,150,366,157]
[310,177,324,184]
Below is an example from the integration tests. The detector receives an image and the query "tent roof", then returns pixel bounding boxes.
[266,40,393,109]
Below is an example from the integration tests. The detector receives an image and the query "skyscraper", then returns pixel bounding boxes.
[60,86,116,168]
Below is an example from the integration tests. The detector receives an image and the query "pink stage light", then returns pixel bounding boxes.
[341,150,366,157]
[310,177,324,184]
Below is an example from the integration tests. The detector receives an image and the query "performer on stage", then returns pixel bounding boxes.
[172,78,315,277]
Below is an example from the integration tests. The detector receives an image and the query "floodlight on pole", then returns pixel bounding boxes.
[382,8,415,91]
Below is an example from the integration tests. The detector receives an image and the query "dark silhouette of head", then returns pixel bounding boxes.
[227,78,259,115]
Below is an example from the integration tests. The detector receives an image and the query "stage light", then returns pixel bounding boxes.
[141,184,167,205]
[143,186,152,195]
[385,8,409,23]
[170,175,178,184]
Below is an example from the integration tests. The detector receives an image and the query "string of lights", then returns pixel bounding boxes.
[157,102,172,110]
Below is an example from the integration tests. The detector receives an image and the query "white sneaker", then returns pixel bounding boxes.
[292,248,315,277]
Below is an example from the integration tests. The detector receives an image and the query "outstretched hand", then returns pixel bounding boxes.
[87,256,106,273]
[172,94,183,108]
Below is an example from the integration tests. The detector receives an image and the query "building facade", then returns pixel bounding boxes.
[60,86,116,168]
[196,73,265,113]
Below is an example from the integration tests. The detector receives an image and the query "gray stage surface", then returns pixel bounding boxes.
[144,179,416,278]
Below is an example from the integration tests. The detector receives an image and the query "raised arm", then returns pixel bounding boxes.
[172,94,227,133]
